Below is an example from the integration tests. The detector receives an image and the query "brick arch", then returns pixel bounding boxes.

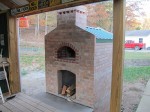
[57,68,79,75]
[55,42,79,63]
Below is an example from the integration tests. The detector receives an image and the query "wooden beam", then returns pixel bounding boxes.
[15,0,105,17]
[0,0,19,9]
[110,0,125,112]
[8,16,21,94]
[26,0,35,2]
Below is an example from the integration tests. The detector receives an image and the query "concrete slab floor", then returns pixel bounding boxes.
[136,95,150,112]
[136,80,150,112]
[32,92,93,112]
[143,80,150,96]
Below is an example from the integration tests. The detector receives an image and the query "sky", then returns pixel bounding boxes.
[142,1,150,17]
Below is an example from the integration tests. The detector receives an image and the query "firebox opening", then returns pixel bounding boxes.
[57,46,76,60]
[58,70,76,98]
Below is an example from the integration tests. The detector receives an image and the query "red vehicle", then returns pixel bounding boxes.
[125,40,146,50]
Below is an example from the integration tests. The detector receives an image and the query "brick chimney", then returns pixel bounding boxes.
[57,6,87,29]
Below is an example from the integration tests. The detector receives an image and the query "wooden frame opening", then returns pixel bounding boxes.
[6,0,125,112]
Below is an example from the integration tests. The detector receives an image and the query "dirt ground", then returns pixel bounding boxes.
[122,80,147,112]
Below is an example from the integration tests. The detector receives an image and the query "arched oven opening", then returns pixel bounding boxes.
[57,46,76,60]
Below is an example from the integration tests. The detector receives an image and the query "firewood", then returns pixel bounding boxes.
[61,85,67,95]
[67,89,75,97]
[66,84,75,93]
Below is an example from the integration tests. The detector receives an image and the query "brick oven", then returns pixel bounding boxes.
[45,6,112,112]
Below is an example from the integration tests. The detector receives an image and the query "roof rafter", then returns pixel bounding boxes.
[0,0,19,8]
[26,0,35,2]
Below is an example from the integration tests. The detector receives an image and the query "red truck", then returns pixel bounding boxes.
[125,40,146,50]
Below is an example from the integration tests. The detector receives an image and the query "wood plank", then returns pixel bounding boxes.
[26,0,35,2]
[13,97,43,112]
[16,96,40,107]
[0,0,19,8]
[110,0,125,112]
[8,17,21,94]
[0,93,59,112]
[18,93,41,103]
[3,102,22,112]
[18,93,59,112]
[0,105,12,112]
[16,94,54,112]
[8,99,33,112]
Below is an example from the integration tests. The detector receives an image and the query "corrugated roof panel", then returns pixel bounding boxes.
[86,26,113,39]
[0,3,9,10]
[11,0,29,6]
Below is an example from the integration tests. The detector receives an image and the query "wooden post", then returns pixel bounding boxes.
[8,16,21,94]
[37,14,40,38]
[110,0,125,112]
[45,12,48,35]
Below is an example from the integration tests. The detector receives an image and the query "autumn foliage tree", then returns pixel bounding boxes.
[27,11,57,27]
[142,18,150,30]
[125,1,144,30]
[86,2,113,32]
[86,1,145,31]
[25,1,146,33]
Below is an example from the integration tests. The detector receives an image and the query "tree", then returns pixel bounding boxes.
[86,1,145,31]
[86,1,113,32]
[142,18,150,30]
[125,1,145,30]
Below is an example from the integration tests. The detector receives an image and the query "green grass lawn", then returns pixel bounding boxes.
[125,51,150,60]
[20,54,45,71]
[124,66,150,82]
[124,51,150,82]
